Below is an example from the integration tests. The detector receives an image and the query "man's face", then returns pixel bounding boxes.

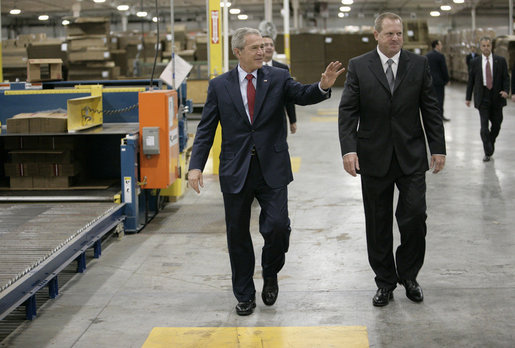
[234,34,264,72]
[436,41,442,51]
[263,37,275,62]
[374,18,403,58]
[480,39,491,57]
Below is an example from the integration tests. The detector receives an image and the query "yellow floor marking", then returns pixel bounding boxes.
[316,108,338,115]
[311,116,338,122]
[142,326,369,348]
[291,156,301,173]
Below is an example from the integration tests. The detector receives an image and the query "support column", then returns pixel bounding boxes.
[283,0,291,66]
[265,0,273,23]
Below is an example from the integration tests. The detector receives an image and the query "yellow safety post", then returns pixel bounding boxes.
[208,0,223,175]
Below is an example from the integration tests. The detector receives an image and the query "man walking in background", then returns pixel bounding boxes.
[427,39,450,121]
[466,36,509,162]
[339,12,446,307]
[262,35,298,134]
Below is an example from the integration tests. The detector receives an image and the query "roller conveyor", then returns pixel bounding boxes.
[0,202,125,320]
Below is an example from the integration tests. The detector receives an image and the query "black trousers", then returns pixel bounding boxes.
[478,87,504,156]
[360,153,427,290]
[222,154,291,302]
[433,84,445,118]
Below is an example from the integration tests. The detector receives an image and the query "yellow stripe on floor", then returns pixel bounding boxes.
[142,326,369,348]
[316,108,338,116]
[311,116,338,122]
[291,156,301,173]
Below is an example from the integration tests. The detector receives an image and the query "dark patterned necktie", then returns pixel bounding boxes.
[485,57,493,90]
[246,74,255,123]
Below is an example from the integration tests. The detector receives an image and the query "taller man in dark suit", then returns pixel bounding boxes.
[338,12,446,307]
[427,39,450,121]
[188,27,344,316]
[466,36,509,162]
[262,35,298,134]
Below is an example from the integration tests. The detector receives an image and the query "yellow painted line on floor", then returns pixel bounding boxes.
[316,108,338,115]
[311,116,338,122]
[142,326,369,348]
[291,156,301,173]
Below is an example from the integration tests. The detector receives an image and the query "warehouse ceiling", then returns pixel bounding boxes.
[0,0,513,26]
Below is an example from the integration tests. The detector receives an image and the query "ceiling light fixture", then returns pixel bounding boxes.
[341,0,353,4]
[152,17,158,22]
[62,19,70,25]
[441,5,452,11]
[137,11,147,17]
[220,1,231,7]
[430,11,441,17]
[229,8,241,14]
[453,0,464,3]
[93,0,106,3]
[338,12,344,18]
[237,14,248,20]
[340,6,351,12]
[117,5,130,11]
[38,15,49,21]
[9,9,21,15]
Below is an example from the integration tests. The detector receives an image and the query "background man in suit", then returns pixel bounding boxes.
[466,36,509,162]
[188,27,343,316]
[262,35,298,134]
[338,12,446,307]
[427,39,450,121]
[466,46,478,72]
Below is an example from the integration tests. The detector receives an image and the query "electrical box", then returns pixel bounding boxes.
[138,90,179,189]
[142,127,160,155]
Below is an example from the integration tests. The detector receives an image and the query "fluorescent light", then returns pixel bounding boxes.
[220,1,231,7]
[136,11,147,17]
[93,0,106,3]
[117,5,130,11]
[62,19,70,26]
[237,14,248,20]
[10,9,21,15]
[430,11,441,17]
[453,0,464,3]
[338,12,344,18]
[229,8,241,14]
[441,5,452,11]
[340,6,351,12]
[38,15,49,21]
[152,17,158,22]
[341,0,353,4]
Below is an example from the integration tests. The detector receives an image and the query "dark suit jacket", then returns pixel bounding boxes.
[466,54,509,109]
[271,60,297,124]
[426,49,449,86]
[466,52,477,70]
[338,49,446,177]
[189,65,330,194]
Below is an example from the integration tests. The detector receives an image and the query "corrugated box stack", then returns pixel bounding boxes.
[4,135,80,189]
[66,17,119,80]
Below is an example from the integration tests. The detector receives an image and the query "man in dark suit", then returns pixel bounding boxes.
[188,27,344,316]
[466,47,478,72]
[427,40,450,121]
[466,36,509,162]
[338,12,446,307]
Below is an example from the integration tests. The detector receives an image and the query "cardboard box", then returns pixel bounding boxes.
[10,150,72,164]
[6,112,67,134]
[4,162,39,177]
[10,176,33,189]
[3,136,40,150]
[27,58,63,82]
[38,136,76,150]
[33,176,72,188]
[38,163,79,177]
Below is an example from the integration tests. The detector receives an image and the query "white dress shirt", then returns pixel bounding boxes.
[238,65,257,123]
[482,54,493,87]
[377,47,400,78]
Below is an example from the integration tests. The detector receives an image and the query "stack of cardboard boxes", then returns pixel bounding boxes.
[66,17,119,80]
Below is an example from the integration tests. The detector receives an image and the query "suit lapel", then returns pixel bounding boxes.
[493,55,499,82]
[224,68,249,123]
[368,52,391,94]
[253,67,271,121]
[394,50,410,93]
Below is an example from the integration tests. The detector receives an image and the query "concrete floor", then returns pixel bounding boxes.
[1,83,515,347]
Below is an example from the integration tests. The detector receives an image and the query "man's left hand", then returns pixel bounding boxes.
[500,91,508,99]
[430,154,446,174]
[320,61,345,90]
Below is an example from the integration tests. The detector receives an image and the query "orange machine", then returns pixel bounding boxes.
[138,90,179,189]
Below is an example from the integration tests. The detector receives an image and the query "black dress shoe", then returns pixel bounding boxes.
[400,279,424,302]
[262,277,279,306]
[372,288,393,307]
[235,299,256,316]
[483,155,491,162]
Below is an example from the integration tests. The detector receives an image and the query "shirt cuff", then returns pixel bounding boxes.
[318,82,329,94]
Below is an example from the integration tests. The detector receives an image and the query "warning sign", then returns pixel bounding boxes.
[210,10,220,44]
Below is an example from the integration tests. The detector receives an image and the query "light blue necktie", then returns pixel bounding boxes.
[386,59,395,93]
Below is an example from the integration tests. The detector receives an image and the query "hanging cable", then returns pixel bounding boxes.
[150,0,160,89]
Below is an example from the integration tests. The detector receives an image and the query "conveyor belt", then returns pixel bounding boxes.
[0,202,125,320]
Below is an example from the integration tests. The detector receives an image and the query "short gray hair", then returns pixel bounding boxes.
[479,36,492,44]
[231,27,261,51]
[374,12,402,33]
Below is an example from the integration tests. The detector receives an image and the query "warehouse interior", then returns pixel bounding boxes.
[1,0,515,347]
